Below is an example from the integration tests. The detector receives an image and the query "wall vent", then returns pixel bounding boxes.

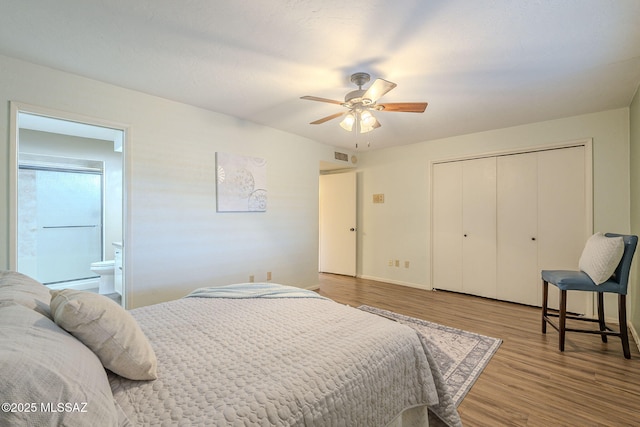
[334,151,348,162]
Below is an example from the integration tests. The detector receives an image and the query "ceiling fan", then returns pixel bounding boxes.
[300,72,428,133]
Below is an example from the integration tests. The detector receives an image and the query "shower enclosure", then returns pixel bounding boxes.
[18,162,103,285]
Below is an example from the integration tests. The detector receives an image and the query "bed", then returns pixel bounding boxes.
[0,271,461,427]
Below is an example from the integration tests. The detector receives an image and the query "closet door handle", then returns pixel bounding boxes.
[531,237,536,241]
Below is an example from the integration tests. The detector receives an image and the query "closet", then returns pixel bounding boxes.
[431,144,591,314]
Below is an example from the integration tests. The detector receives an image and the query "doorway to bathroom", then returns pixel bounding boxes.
[10,103,127,307]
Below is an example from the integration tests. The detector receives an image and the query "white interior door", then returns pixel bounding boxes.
[538,146,589,314]
[432,162,463,292]
[319,172,356,276]
[497,152,539,305]
[462,157,497,298]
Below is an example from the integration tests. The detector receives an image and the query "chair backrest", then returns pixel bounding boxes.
[605,233,638,293]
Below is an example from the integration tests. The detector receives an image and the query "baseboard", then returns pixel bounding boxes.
[357,275,430,291]
[629,322,640,353]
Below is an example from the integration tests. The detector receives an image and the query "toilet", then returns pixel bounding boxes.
[90,260,115,294]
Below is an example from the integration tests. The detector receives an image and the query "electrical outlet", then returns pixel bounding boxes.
[388,259,394,267]
[394,259,400,267]
[249,275,254,283]
[267,271,272,281]
[404,261,410,268]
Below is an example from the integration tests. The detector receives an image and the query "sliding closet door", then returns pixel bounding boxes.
[497,152,539,305]
[432,144,590,313]
[432,161,463,292]
[538,146,589,314]
[432,157,497,297]
[461,157,497,298]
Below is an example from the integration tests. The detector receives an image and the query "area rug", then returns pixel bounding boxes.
[358,305,501,407]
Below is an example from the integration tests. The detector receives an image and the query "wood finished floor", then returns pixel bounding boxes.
[317,273,640,427]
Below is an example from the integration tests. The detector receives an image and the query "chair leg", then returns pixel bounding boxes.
[542,280,548,334]
[597,292,607,343]
[559,289,567,352]
[619,295,631,359]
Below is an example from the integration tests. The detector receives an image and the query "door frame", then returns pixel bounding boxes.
[9,101,131,307]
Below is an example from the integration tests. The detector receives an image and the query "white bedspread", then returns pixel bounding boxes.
[109,286,460,426]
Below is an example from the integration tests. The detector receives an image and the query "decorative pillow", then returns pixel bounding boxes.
[0,270,52,318]
[0,303,118,426]
[578,232,624,284]
[50,289,158,381]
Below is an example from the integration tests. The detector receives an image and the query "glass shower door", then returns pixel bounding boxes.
[18,167,103,285]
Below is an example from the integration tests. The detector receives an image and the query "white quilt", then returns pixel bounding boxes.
[109,286,460,426]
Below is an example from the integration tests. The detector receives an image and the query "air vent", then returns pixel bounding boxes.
[334,152,348,162]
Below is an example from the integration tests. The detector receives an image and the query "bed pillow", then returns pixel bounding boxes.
[0,302,118,426]
[0,270,52,318]
[50,289,158,381]
[578,232,624,284]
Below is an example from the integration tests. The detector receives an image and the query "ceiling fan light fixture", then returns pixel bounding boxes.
[359,117,380,133]
[339,113,355,131]
[360,110,375,126]
[301,72,426,136]
[359,110,380,133]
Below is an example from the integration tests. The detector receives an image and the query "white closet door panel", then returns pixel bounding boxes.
[538,146,589,314]
[462,157,497,298]
[497,153,539,305]
[432,162,463,292]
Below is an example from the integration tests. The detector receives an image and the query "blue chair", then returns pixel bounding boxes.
[541,233,637,359]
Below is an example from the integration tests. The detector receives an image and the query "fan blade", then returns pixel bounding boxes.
[300,96,343,105]
[310,111,346,124]
[362,78,397,103]
[378,102,428,113]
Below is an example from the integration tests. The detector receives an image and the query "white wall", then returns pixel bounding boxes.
[357,108,631,298]
[0,54,350,308]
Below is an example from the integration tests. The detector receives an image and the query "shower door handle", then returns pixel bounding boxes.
[42,225,98,229]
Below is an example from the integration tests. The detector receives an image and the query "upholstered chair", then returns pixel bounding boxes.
[541,233,637,359]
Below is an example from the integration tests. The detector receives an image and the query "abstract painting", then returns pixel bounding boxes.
[216,152,267,212]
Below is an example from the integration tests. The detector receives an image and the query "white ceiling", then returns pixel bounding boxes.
[1,0,639,151]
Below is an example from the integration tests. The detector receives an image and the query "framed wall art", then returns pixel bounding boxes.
[215,152,267,212]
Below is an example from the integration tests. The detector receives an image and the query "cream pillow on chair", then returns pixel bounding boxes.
[50,289,158,380]
[578,232,624,285]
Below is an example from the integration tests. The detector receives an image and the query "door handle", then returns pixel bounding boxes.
[350,228,356,232]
